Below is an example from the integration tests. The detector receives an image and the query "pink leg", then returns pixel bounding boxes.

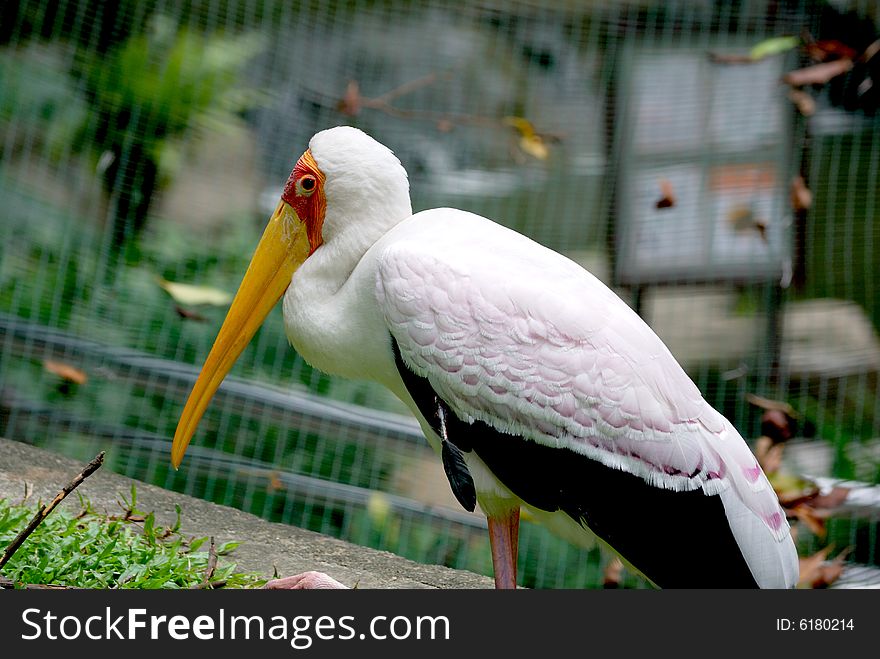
[487,508,520,589]
[263,571,348,589]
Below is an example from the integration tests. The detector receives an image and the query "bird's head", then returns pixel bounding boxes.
[171,126,409,468]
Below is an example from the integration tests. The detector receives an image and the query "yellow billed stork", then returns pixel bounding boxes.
[171,126,798,589]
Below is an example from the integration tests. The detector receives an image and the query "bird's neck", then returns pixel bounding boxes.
[281,202,411,384]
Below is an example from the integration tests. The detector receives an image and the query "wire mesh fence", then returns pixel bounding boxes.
[1,0,879,588]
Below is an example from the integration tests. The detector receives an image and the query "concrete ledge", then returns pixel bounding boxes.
[0,438,493,589]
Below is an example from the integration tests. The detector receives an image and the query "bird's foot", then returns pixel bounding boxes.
[262,571,348,589]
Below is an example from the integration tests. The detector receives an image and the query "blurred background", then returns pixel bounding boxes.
[1,0,879,588]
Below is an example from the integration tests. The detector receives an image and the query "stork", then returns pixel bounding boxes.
[171,126,799,589]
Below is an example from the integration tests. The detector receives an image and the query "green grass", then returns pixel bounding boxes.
[0,485,265,589]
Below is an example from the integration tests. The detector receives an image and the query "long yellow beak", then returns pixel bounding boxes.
[171,200,311,468]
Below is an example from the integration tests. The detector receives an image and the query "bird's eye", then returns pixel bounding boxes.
[298,175,317,195]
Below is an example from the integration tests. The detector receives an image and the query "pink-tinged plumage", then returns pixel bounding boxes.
[374,207,796,582]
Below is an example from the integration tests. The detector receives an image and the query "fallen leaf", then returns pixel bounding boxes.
[805,39,858,62]
[655,178,676,209]
[337,80,362,117]
[745,393,798,417]
[174,305,209,322]
[788,88,816,115]
[763,410,795,445]
[503,116,537,139]
[502,117,550,160]
[756,438,784,475]
[799,546,849,588]
[798,545,834,587]
[783,58,853,87]
[603,557,624,588]
[812,556,847,588]
[727,206,767,241]
[266,471,282,494]
[749,36,799,61]
[43,360,88,385]
[518,135,549,160]
[436,118,453,132]
[790,175,813,211]
[158,278,232,307]
[771,472,820,507]
[790,503,827,536]
[811,486,850,510]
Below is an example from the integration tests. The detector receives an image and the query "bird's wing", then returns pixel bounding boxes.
[375,209,788,542]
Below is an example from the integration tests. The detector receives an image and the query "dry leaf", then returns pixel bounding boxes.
[503,116,537,138]
[811,559,847,589]
[603,556,624,588]
[267,471,282,494]
[756,438,784,475]
[727,206,767,241]
[337,80,362,117]
[436,119,453,133]
[863,39,880,63]
[811,486,850,510]
[790,503,827,537]
[158,278,232,307]
[798,545,834,587]
[771,472,820,507]
[788,89,816,116]
[503,117,550,160]
[174,305,209,322]
[655,178,676,209]
[745,393,798,417]
[518,135,549,160]
[799,546,849,588]
[43,360,88,385]
[790,175,813,212]
[805,39,858,62]
[783,58,853,87]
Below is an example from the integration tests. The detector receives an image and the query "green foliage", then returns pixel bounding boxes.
[0,486,265,589]
[0,46,88,160]
[73,15,265,185]
[795,129,880,333]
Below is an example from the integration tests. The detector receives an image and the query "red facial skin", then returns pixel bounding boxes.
[281,149,327,255]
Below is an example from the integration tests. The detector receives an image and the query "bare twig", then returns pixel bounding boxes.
[708,52,758,65]
[336,73,561,154]
[0,452,105,571]
[371,71,452,104]
[0,575,71,589]
[783,58,853,87]
[191,579,228,590]
[17,481,32,506]
[201,536,218,587]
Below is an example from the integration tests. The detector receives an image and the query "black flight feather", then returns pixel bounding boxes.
[437,399,477,512]
[391,336,476,511]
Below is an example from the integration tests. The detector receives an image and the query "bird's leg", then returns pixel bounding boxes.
[487,508,520,589]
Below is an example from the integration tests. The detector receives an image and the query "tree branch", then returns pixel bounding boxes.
[0,452,105,571]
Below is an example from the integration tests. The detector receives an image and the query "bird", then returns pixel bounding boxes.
[171,126,799,589]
